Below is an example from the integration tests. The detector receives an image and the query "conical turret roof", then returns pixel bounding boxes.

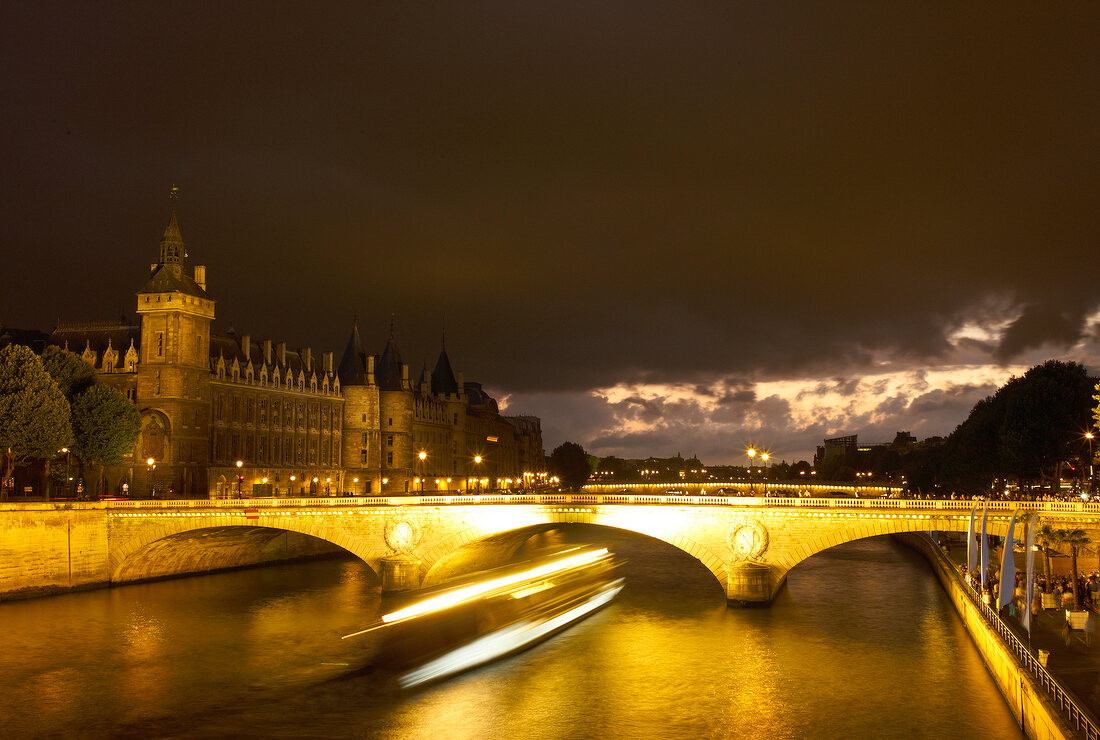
[376,335,405,391]
[337,320,367,385]
[431,347,459,396]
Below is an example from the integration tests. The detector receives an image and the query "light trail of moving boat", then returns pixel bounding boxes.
[341,545,624,688]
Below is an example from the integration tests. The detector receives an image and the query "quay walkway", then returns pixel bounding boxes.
[938,542,1100,739]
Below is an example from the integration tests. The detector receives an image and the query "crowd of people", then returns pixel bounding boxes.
[913,489,1097,502]
[958,558,1098,645]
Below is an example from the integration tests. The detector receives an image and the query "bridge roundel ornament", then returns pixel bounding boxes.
[727,518,769,562]
[384,518,422,554]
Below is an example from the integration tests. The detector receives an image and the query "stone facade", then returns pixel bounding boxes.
[12,203,543,498]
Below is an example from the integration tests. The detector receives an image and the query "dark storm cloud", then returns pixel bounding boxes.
[3,3,1099,459]
[995,303,1091,362]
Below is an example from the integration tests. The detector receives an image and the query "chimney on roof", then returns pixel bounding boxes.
[302,347,312,373]
[150,263,157,274]
[194,265,206,291]
[401,364,408,385]
[322,351,333,375]
[277,342,286,366]
[263,339,272,365]
[367,355,375,385]
[241,335,250,360]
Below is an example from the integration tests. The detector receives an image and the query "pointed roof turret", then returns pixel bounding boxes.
[431,346,459,396]
[160,209,185,265]
[141,185,207,298]
[337,319,367,385]
[159,185,185,265]
[376,318,405,391]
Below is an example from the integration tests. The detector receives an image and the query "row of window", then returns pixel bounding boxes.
[212,431,340,467]
[213,394,341,432]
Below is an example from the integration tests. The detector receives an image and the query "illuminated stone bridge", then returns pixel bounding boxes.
[99,493,1100,605]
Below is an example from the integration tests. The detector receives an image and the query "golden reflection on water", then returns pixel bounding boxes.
[119,608,169,705]
[0,533,1024,739]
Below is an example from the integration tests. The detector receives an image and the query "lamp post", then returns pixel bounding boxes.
[61,447,71,499]
[761,452,770,495]
[746,448,757,493]
[1086,432,1095,494]
[418,451,427,493]
[474,455,482,493]
[235,460,243,499]
[146,457,157,498]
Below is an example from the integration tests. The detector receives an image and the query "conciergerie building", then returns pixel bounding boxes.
[4,201,544,498]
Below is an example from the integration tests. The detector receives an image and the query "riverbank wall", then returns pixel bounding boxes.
[0,503,345,601]
[899,533,1078,740]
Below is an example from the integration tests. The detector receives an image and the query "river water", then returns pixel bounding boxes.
[1,528,1021,739]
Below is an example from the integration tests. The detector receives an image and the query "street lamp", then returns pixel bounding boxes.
[235,460,243,499]
[60,447,71,499]
[147,457,157,498]
[1086,432,1095,493]
[474,455,483,493]
[418,451,427,493]
[761,452,770,495]
[746,448,757,493]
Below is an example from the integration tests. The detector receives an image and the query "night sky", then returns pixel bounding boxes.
[3,4,1099,463]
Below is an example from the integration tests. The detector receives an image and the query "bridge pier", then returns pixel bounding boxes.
[380,555,422,592]
[726,563,782,607]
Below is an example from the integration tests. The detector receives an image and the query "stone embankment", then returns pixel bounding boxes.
[0,502,344,601]
[900,533,1083,740]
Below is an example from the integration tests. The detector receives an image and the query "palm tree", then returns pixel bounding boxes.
[1055,528,1091,609]
[1035,524,1059,594]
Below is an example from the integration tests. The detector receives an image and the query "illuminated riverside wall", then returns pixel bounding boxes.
[900,533,1077,740]
[0,503,343,600]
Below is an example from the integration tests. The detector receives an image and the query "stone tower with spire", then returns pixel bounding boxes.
[337,317,382,493]
[133,191,215,497]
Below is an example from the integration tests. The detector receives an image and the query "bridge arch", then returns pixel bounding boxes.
[106,518,380,584]
[419,514,729,594]
[762,511,1018,599]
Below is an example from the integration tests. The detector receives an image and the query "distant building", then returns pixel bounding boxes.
[5,200,543,498]
[813,431,917,469]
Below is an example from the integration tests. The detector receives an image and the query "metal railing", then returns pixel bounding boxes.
[924,537,1100,739]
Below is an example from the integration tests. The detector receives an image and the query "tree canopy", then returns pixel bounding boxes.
[549,441,592,489]
[71,385,140,468]
[0,345,72,497]
[41,345,95,398]
[939,360,1094,490]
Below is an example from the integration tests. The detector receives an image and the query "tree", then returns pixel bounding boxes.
[0,345,72,500]
[549,442,591,490]
[998,361,1093,489]
[1055,527,1091,609]
[71,385,141,497]
[1035,524,1059,595]
[938,360,1094,493]
[41,345,95,398]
